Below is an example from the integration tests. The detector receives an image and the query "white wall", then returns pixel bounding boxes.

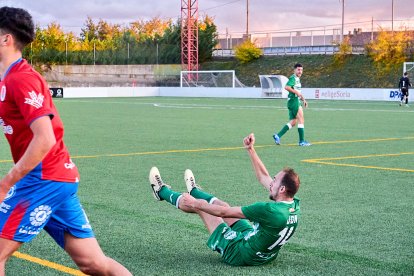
[62,86,407,102]
[63,87,262,98]
[64,87,159,98]
[160,87,262,98]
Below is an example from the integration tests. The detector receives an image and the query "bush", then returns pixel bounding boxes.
[333,37,352,66]
[234,40,262,64]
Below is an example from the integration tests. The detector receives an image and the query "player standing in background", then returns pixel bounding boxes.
[273,63,311,146]
[0,6,131,275]
[398,72,411,107]
[149,133,301,266]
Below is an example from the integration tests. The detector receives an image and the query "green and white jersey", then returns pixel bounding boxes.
[286,74,301,106]
[240,197,300,265]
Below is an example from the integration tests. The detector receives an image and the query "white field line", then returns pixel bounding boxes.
[58,99,414,112]
[152,104,414,113]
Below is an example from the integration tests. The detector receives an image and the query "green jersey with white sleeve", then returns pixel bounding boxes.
[239,197,300,265]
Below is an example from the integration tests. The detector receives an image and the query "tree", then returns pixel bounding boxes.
[158,20,181,64]
[367,29,413,71]
[27,14,219,65]
[32,22,66,51]
[28,23,75,64]
[130,17,171,41]
[80,16,98,41]
[198,16,218,63]
[97,19,113,41]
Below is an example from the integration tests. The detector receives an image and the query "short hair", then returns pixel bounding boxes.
[294,63,303,69]
[404,72,408,76]
[280,168,300,197]
[0,6,35,50]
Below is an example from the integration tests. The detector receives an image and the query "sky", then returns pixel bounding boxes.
[2,0,414,37]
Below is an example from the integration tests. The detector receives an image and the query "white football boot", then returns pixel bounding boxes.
[149,167,169,201]
[184,169,200,193]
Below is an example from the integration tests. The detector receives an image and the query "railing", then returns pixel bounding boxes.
[212,45,365,57]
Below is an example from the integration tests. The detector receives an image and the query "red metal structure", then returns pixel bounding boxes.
[181,0,199,71]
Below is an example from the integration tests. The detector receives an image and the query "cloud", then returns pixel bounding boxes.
[3,0,413,35]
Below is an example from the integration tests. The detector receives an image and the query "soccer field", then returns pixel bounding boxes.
[1,97,413,275]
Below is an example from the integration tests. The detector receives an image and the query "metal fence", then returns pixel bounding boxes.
[215,19,414,55]
[213,45,365,57]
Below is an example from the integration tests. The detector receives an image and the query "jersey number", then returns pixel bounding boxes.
[267,226,295,250]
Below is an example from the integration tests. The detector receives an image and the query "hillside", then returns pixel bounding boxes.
[201,55,403,88]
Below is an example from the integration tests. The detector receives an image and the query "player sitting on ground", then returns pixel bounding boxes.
[149,133,301,266]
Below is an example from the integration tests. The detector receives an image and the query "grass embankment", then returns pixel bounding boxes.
[202,55,402,88]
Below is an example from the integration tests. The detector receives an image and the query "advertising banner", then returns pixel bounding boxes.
[50,88,63,98]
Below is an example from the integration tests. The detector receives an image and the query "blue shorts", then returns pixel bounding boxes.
[0,167,94,248]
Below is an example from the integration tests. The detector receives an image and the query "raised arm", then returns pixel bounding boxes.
[243,133,273,191]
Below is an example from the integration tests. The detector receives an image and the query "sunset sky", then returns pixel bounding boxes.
[3,0,414,36]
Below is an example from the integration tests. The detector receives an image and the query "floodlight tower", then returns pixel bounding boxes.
[181,0,199,71]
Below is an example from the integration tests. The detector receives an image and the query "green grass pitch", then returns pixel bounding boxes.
[0,97,413,275]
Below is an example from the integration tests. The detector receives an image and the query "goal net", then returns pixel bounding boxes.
[180,70,245,88]
[403,62,414,81]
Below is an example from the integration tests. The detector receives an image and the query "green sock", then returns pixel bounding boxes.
[190,188,215,203]
[159,186,182,208]
[298,127,305,142]
[277,124,290,138]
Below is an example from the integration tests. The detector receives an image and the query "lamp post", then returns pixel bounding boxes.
[246,0,249,40]
[65,39,68,65]
[341,0,345,42]
[392,0,394,34]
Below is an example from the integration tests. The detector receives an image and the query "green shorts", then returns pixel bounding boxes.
[288,100,301,120]
[207,220,253,266]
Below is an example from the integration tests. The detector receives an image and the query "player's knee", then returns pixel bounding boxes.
[76,256,109,275]
[213,199,230,208]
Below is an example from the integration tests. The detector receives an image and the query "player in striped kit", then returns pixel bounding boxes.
[0,6,131,275]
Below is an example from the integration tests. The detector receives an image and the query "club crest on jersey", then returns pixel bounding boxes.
[30,205,52,227]
[0,85,6,101]
[24,91,44,109]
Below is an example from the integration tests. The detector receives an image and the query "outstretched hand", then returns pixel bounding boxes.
[243,133,255,149]
[179,193,198,213]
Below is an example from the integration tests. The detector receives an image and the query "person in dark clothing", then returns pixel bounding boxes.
[398,72,411,107]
